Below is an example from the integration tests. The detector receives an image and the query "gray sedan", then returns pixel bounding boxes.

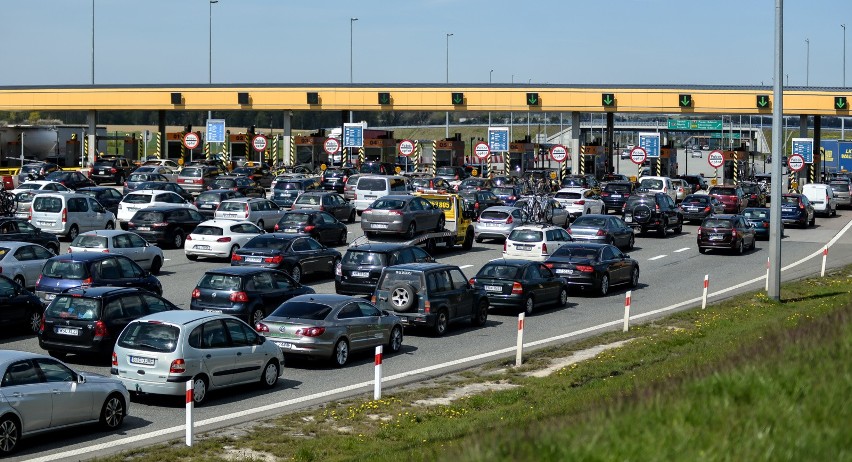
[0,242,54,289]
[474,206,529,243]
[256,294,404,367]
[0,350,129,455]
[361,195,445,239]
[69,230,165,274]
[568,214,635,250]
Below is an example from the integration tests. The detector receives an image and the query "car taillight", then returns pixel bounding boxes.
[193,179,202,184]
[304,225,315,232]
[799,202,805,209]
[389,210,403,216]
[698,227,703,236]
[217,237,232,242]
[508,195,516,200]
[503,241,507,251]
[454,175,459,180]
[704,206,711,212]
[244,204,250,218]
[191,288,201,298]
[274,224,280,231]
[82,277,93,286]
[231,254,243,261]
[110,168,117,174]
[318,206,325,211]
[622,203,627,212]
[596,229,606,236]
[112,352,118,366]
[335,261,342,276]
[763,222,769,228]
[62,208,67,223]
[255,322,270,333]
[39,313,45,333]
[230,291,250,302]
[295,327,326,337]
[566,228,572,234]
[123,182,128,187]
[544,263,554,268]
[574,200,586,205]
[655,204,660,212]
[93,320,108,339]
[541,242,548,255]
[67,248,72,254]
[342,175,348,183]
[575,265,594,272]
[263,255,283,264]
[169,359,186,374]
[511,281,523,294]
[28,206,32,221]
[474,202,480,209]
[232,187,238,191]
[506,215,513,224]
[601,192,610,197]
[751,194,757,199]
[186,235,193,241]
[468,277,475,285]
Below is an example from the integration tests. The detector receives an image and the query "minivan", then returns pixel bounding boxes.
[177,166,221,195]
[801,183,838,216]
[30,193,116,241]
[637,176,676,202]
[353,175,409,213]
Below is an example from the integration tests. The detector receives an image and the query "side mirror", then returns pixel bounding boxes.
[77,374,87,384]
[255,335,266,345]
[623,254,630,259]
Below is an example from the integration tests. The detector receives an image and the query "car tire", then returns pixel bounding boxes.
[348,209,356,224]
[599,274,610,297]
[405,222,416,239]
[674,221,683,234]
[332,339,349,367]
[338,230,347,246]
[68,224,79,241]
[462,228,474,250]
[27,309,42,335]
[558,287,569,306]
[289,264,302,283]
[250,307,265,327]
[630,266,640,288]
[523,296,535,316]
[699,247,707,254]
[628,235,635,250]
[737,239,744,255]
[172,231,185,249]
[475,236,483,243]
[150,257,163,275]
[186,254,198,261]
[191,375,209,405]
[436,216,445,232]
[12,275,25,290]
[105,221,115,230]
[432,309,449,337]
[388,326,403,353]
[256,220,264,231]
[809,215,815,227]
[99,393,126,430]
[260,360,279,389]
[0,415,20,455]
[390,283,417,312]
[656,225,666,238]
[472,300,488,326]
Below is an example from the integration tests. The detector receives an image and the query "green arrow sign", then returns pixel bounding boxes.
[526,92,539,105]
[378,92,391,105]
[679,94,692,108]
[756,95,769,108]
[452,92,464,105]
[602,93,615,107]
[835,96,847,110]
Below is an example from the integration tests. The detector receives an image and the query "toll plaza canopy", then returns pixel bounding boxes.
[0,84,849,115]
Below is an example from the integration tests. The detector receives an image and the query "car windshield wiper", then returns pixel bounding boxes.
[138,342,167,352]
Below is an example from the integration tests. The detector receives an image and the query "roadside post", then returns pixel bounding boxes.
[623,291,631,332]
[185,380,193,446]
[702,275,709,309]
[515,313,525,366]
[765,257,770,291]
[374,345,383,400]
[821,246,828,277]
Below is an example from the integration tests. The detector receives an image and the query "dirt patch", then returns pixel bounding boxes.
[413,381,519,407]
[525,339,635,378]
[221,446,277,462]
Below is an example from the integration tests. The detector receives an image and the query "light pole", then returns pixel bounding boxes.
[91,0,95,84]
[445,33,453,138]
[208,0,218,121]
[805,38,810,86]
[350,18,358,84]
[488,70,493,127]
[843,24,847,87]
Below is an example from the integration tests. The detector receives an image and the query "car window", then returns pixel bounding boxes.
[224,319,252,346]
[305,238,323,250]
[338,303,362,319]
[117,257,144,278]
[395,248,414,264]
[13,246,36,261]
[89,199,106,213]
[200,320,230,348]
[357,301,382,317]
[525,264,542,279]
[127,233,148,247]
[601,246,617,261]
[31,245,53,259]
[67,197,88,213]
[448,269,468,289]
[270,272,295,289]
[112,234,131,249]
[538,264,555,278]
[142,294,173,313]
[291,238,310,252]
[2,360,42,387]
[251,272,275,290]
[429,270,452,293]
[411,246,431,262]
[120,295,146,318]
[32,196,63,213]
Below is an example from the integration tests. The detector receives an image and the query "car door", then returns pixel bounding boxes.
[197,320,236,388]
[608,217,632,247]
[21,244,52,286]
[601,245,628,284]
[447,268,474,320]
[33,358,96,428]
[523,263,554,303]
[337,302,373,351]
[312,212,335,243]
[0,276,29,324]
[290,237,323,274]
[356,301,386,346]
[305,237,335,274]
[222,319,264,385]
[537,264,563,304]
[125,232,155,268]
[113,257,149,290]
[0,360,53,432]
[419,197,441,229]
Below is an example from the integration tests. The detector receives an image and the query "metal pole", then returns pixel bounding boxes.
[91,0,95,85]
[805,38,810,86]
[445,33,453,139]
[488,70,493,127]
[769,0,784,300]
[349,18,358,125]
[843,24,847,87]
[208,0,217,123]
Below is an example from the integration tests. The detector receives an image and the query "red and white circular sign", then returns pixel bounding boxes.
[629,147,647,165]
[474,142,491,160]
[549,145,569,163]
[398,139,415,157]
[182,132,200,150]
[788,154,805,172]
[252,135,268,152]
[708,150,724,169]
[323,137,340,155]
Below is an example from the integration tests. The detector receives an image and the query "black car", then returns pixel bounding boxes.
[126,206,205,249]
[678,194,726,223]
[0,274,44,334]
[359,162,396,176]
[459,190,503,219]
[321,167,358,193]
[272,178,320,208]
[35,253,163,305]
[697,214,757,255]
[470,259,568,315]
[232,164,274,189]
[600,181,634,212]
[17,162,60,184]
[194,189,245,217]
[90,157,134,185]
[291,191,357,223]
[274,210,349,246]
[38,287,178,358]
[456,177,492,192]
[622,192,683,237]
[76,186,124,215]
[123,172,170,195]
[231,233,341,283]
[544,243,639,296]
[45,170,96,190]
[677,175,708,194]
[335,243,434,296]
[780,194,815,228]
[209,176,266,198]
[190,267,315,326]
[0,217,60,255]
[372,263,488,336]
[739,182,767,207]
[135,181,194,202]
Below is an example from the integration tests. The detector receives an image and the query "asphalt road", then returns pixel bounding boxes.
[7,204,852,462]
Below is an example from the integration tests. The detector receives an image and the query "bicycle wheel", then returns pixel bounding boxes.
[543,200,555,223]
[530,200,543,223]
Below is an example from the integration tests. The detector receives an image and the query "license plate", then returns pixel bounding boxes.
[555,269,574,274]
[399,317,409,325]
[274,341,293,349]
[129,356,156,366]
[285,228,298,233]
[515,245,532,251]
[624,216,632,223]
[136,226,150,231]
[128,207,138,211]
[194,245,211,250]
[55,327,79,336]
[612,194,621,198]
[484,222,499,227]
[371,223,388,229]
[44,293,56,301]
[224,213,238,218]
[201,204,214,209]
[38,221,52,226]
[246,256,262,263]
[709,234,724,240]
[484,285,502,292]
[100,170,107,174]
[351,271,370,278]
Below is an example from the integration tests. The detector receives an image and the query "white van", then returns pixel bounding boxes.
[801,183,838,216]
[637,176,676,202]
[30,193,116,240]
[354,175,409,213]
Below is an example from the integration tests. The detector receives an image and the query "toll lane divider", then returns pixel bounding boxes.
[31,218,852,462]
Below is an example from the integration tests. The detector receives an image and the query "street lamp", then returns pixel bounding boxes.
[445,33,453,138]
[843,24,847,87]
[488,70,493,127]
[350,18,358,84]
[489,69,493,84]
[805,38,810,86]
[91,0,95,84]
[208,0,218,121]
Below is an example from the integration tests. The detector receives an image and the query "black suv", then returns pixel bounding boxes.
[0,217,60,254]
[622,192,683,237]
[91,157,134,185]
[677,175,708,194]
[126,206,205,249]
[38,287,179,358]
[360,162,397,176]
[335,243,434,296]
[373,263,489,336]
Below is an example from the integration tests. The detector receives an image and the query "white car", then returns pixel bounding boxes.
[142,158,180,169]
[670,179,689,202]
[117,190,197,228]
[69,230,165,274]
[214,197,285,231]
[503,225,574,261]
[131,165,179,182]
[637,176,677,203]
[11,180,70,195]
[553,188,606,219]
[0,241,54,289]
[185,220,264,261]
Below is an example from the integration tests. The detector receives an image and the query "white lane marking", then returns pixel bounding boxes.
[32,217,852,462]
[459,265,474,269]
[673,247,690,253]
[647,255,667,261]
[164,259,171,261]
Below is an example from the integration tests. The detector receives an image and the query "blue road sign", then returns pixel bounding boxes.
[638,132,661,158]
[343,123,364,148]
[206,119,226,143]
[792,138,814,164]
[488,127,510,152]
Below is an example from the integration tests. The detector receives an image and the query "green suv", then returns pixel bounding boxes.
[373,263,489,336]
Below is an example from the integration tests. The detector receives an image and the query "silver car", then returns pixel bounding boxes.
[567,214,636,250]
[343,174,363,201]
[112,310,284,405]
[361,195,445,238]
[215,197,285,231]
[829,181,851,207]
[0,350,129,455]
[0,242,54,289]
[292,191,356,223]
[474,206,529,243]
[69,230,165,274]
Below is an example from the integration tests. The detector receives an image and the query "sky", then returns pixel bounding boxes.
[2,0,851,88]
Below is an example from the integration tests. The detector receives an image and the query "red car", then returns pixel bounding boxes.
[708,186,746,214]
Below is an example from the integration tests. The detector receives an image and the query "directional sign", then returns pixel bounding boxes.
[487,127,510,152]
[629,147,647,165]
[756,95,770,109]
[451,93,464,105]
[398,139,416,157]
[601,93,615,107]
[788,154,805,172]
[708,150,725,169]
[679,94,693,108]
[307,92,320,105]
[323,137,340,155]
[343,123,365,148]
[638,132,661,158]
[549,145,569,163]
[205,119,226,143]
[526,93,540,106]
[792,138,814,163]
[378,92,391,105]
[666,119,723,131]
[182,132,201,150]
[252,135,268,152]
[835,96,848,110]
[474,142,491,160]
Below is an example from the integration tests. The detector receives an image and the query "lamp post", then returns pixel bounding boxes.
[445,33,453,138]
[843,24,847,139]
[91,0,95,84]
[208,0,218,121]
[350,18,358,84]
[488,70,493,127]
[805,38,810,86]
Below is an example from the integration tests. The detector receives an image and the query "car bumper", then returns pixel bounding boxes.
[720,204,740,213]
[185,242,232,258]
[265,336,335,358]
[781,213,807,224]
[502,250,547,262]
[474,223,513,239]
[113,375,192,396]
[483,293,526,309]
[362,221,406,233]
[335,280,377,296]
[681,211,711,221]
[133,230,170,245]
[39,337,110,355]
[392,312,437,328]
[569,235,609,243]
[697,238,737,249]
[554,272,597,288]
[189,302,250,322]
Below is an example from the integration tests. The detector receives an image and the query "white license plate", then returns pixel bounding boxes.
[275,341,293,349]
[351,271,370,277]
[44,293,57,301]
[371,223,388,229]
[100,170,108,174]
[136,226,150,231]
[612,194,621,198]
[201,204,214,209]
[224,213,238,218]
[484,285,502,292]
[484,222,499,227]
[709,234,724,240]
[285,228,298,233]
[55,327,79,336]
[128,207,138,211]
[555,269,574,274]
[246,256,262,263]
[515,245,532,251]
[194,245,211,250]
[38,221,52,226]
[129,356,156,366]
[624,216,633,223]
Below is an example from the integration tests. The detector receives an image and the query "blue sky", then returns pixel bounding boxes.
[2,0,850,87]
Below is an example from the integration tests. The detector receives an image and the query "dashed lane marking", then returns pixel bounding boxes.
[647,255,667,261]
[673,247,690,253]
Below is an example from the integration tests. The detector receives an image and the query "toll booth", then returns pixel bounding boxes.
[294,131,330,170]
[648,148,678,178]
[228,133,250,162]
[165,132,204,163]
[123,136,139,160]
[578,145,605,177]
[433,133,466,169]
[65,135,81,167]
[722,150,750,184]
[508,139,535,178]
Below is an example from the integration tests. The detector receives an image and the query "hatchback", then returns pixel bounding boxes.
[739,182,767,207]
[342,174,363,201]
[194,189,245,217]
[127,206,205,249]
[123,172,170,195]
[208,176,265,198]
[0,274,44,333]
[232,233,341,283]
[567,214,635,249]
[291,191,356,223]
[470,259,568,315]
[271,178,320,208]
[780,194,815,227]
[112,310,284,404]
[177,166,222,195]
[215,198,285,231]
[135,181,194,202]
[503,225,574,262]
[117,190,197,229]
[474,206,529,243]
[17,162,60,184]
[708,186,746,214]
[0,242,54,289]
[697,215,757,255]
[743,207,783,240]
[544,243,640,296]
[678,194,726,223]
[511,197,570,228]
[459,190,503,220]
[320,167,358,193]
[828,181,851,208]
[275,210,349,246]
[76,186,124,215]
[185,220,264,261]
[35,254,162,306]
[335,243,434,296]
[553,188,606,218]
[44,171,96,190]
[361,195,445,238]
[69,230,164,274]
[490,185,522,207]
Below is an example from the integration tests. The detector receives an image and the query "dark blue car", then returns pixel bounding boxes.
[35,253,162,305]
[490,185,522,207]
[780,194,815,228]
[743,207,783,240]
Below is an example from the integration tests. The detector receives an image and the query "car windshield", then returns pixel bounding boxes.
[123,194,152,204]
[198,273,243,291]
[477,264,521,279]
[274,182,303,191]
[741,185,759,194]
[324,170,345,178]
[192,226,224,236]
[554,191,582,200]
[781,196,800,206]
[32,196,63,213]
[72,235,108,248]
[682,196,709,205]
[279,213,310,225]
[379,269,423,290]
[132,211,165,223]
[479,210,510,220]
[16,183,42,190]
[269,301,332,320]
[552,246,598,260]
[45,295,100,321]
[703,218,734,229]
[197,192,224,202]
[358,178,387,191]
[639,179,663,190]
[744,209,769,219]
[572,216,607,228]
[117,322,179,352]
[830,182,850,192]
[492,187,515,196]
[360,164,383,174]
[219,202,246,212]
[371,199,406,210]
[342,250,387,266]
[435,167,456,176]
[212,179,237,189]
[45,172,67,181]
[245,236,290,250]
[42,260,88,279]
[232,167,255,175]
[508,229,543,242]
[128,174,153,182]
[709,187,736,196]
[604,184,631,193]
[20,165,43,174]
[180,168,203,178]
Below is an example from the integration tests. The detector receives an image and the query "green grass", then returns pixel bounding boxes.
[96,269,852,462]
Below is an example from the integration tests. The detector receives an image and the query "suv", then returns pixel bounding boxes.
[622,192,683,237]
[677,175,708,194]
[359,162,397,176]
[127,206,205,249]
[91,157,134,185]
[373,263,489,336]
[708,185,746,214]
[739,182,767,207]
[17,162,60,184]
[335,243,434,296]
[321,167,358,193]
[435,166,469,182]
[0,217,60,254]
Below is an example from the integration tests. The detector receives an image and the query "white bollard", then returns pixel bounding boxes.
[623,290,631,332]
[765,257,770,292]
[185,380,193,446]
[702,274,709,310]
[515,313,525,367]
[821,246,828,277]
[374,345,383,400]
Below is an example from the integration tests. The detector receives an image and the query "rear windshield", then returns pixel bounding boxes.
[197,192,225,202]
[342,250,387,266]
[360,164,384,174]
[245,236,291,250]
[128,173,153,182]
[131,211,165,223]
[379,270,424,290]
[709,187,736,196]
[232,167,255,175]
[274,182,304,191]
[682,195,710,205]
[626,195,655,206]
[461,178,486,186]
[830,182,850,192]
[741,184,759,194]
[198,273,243,290]
[324,170,345,178]
[604,184,631,193]
[436,167,456,176]
[492,187,516,196]
[71,235,107,248]
[133,167,155,173]
[16,183,42,190]
[295,195,322,205]
[782,196,800,205]
[123,194,152,204]
[279,213,311,225]
[561,178,585,187]
[117,322,180,352]
[552,246,598,260]
[219,202,246,212]
[508,229,543,242]
[268,301,332,320]
[358,178,387,191]
[180,167,203,178]
[639,179,663,190]
[477,264,521,279]
[479,210,509,220]
[45,295,100,321]
[192,226,224,236]
[93,160,116,168]
[371,199,406,210]
[33,196,63,213]
[20,165,43,174]
[743,209,769,219]
[16,191,38,203]
[554,192,582,200]
[212,179,237,189]
[42,260,88,279]
[572,216,607,228]
[703,218,734,229]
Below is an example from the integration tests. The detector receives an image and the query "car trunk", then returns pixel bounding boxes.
[195,273,243,309]
[42,296,102,347]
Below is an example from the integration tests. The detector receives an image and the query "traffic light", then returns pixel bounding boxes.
[307,92,319,105]
[835,96,848,110]
[601,93,615,107]
[678,94,693,108]
[526,93,540,106]
[451,92,464,105]
[378,92,391,105]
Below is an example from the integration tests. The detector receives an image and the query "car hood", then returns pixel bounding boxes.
[80,371,122,384]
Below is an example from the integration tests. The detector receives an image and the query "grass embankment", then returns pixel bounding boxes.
[100,268,852,462]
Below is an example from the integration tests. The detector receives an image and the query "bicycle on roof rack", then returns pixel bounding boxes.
[0,190,17,217]
[518,194,555,225]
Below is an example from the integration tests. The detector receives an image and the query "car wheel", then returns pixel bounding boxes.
[475,236,483,243]
[332,339,349,367]
[99,393,126,429]
[462,228,474,250]
[172,231,184,249]
[0,416,20,455]
[192,375,208,405]
[472,300,488,326]
[599,274,610,297]
[656,225,666,238]
[226,245,240,260]
[388,326,403,353]
[524,296,535,316]
[289,264,302,283]
[809,215,815,227]
[348,209,356,224]
[116,175,125,186]
[630,266,640,288]
[250,307,265,327]
[436,216,445,232]
[601,205,607,215]
[150,257,163,275]
[405,222,416,239]
[558,287,569,306]
[12,275,25,290]
[432,310,449,337]
[390,283,417,312]
[338,230,347,246]
[260,360,279,389]
[628,235,635,250]
[186,254,198,261]
[68,224,79,241]
[256,220,264,231]
[674,222,683,234]
[27,309,42,334]
[699,247,707,254]
[105,221,115,230]
[47,243,59,255]
[737,239,744,255]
